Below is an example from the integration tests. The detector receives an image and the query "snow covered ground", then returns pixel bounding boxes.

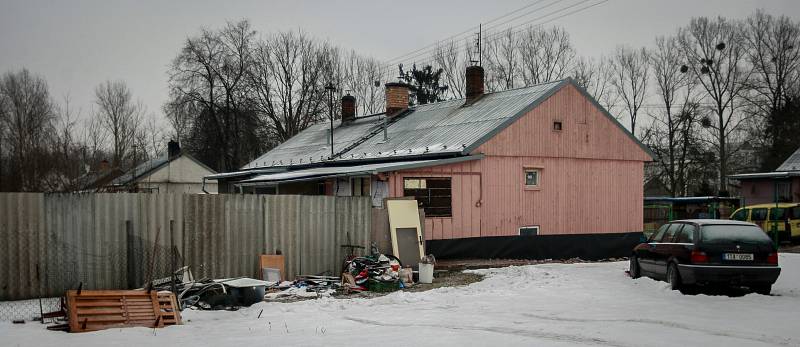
[4,254,800,346]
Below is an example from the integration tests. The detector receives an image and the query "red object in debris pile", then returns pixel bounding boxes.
[391,264,400,272]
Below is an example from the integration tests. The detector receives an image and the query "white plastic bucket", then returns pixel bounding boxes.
[418,263,434,284]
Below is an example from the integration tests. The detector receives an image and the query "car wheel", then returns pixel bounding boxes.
[752,284,772,295]
[667,263,682,291]
[629,256,641,279]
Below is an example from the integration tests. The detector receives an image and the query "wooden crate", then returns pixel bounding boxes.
[66,290,164,333]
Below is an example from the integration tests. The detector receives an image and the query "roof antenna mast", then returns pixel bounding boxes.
[325,82,336,159]
[470,23,482,67]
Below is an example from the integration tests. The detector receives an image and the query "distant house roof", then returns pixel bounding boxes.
[112,153,216,186]
[776,146,800,172]
[239,78,652,171]
[729,146,800,180]
[76,168,125,192]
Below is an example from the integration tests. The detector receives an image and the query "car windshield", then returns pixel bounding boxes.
[700,225,772,244]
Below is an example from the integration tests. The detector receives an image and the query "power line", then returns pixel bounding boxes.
[383,0,581,73]
[379,0,608,82]
[346,0,590,85]
[381,0,553,68]
[337,0,610,92]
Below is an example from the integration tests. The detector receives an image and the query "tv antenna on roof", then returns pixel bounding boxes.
[469,23,482,66]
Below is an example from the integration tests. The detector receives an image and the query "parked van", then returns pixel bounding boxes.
[730,203,800,242]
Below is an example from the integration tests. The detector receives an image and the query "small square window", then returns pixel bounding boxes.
[525,169,539,186]
[520,226,539,236]
[553,121,562,131]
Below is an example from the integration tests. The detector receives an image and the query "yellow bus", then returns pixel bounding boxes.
[730,203,800,242]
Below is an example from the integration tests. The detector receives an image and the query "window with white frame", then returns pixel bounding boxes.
[524,169,540,187]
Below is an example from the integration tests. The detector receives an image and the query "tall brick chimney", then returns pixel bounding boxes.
[168,140,181,158]
[385,82,410,117]
[99,159,110,172]
[465,65,485,103]
[341,94,356,122]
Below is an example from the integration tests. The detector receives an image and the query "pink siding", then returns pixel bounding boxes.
[387,160,482,240]
[389,84,650,239]
[477,156,643,236]
[477,84,652,162]
[740,177,800,204]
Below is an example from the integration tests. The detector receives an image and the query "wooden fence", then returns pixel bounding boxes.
[0,193,371,300]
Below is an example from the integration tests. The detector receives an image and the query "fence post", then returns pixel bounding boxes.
[125,220,135,289]
[169,219,176,293]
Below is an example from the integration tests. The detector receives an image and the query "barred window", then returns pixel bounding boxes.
[403,177,452,217]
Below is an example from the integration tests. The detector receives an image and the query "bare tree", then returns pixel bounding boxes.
[742,11,800,169]
[342,50,385,115]
[163,94,197,146]
[43,96,82,191]
[0,69,57,191]
[434,40,469,98]
[167,20,263,171]
[482,28,519,92]
[519,26,576,85]
[93,80,143,168]
[743,10,800,115]
[247,30,332,143]
[573,55,616,112]
[79,114,108,165]
[678,16,752,193]
[610,46,650,136]
[646,36,701,196]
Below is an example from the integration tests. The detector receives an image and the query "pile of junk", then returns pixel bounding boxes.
[340,250,412,293]
[150,267,272,311]
[151,245,432,309]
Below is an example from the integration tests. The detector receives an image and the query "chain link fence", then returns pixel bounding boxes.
[0,228,183,322]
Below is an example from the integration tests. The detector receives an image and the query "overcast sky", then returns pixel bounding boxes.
[1,0,798,126]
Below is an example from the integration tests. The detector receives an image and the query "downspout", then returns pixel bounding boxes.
[202,177,209,194]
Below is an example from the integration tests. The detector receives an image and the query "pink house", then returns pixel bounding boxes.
[730,147,800,205]
[210,66,653,259]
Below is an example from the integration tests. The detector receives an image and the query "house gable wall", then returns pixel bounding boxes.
[475,83,651,161]
[135,156,218,194]
[388,84,648,239]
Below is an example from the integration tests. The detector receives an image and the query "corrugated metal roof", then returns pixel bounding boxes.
[241,80,566,169]
[336,81,563,162]
[242,115,387,169]
[239,155,483,184]
[776,146,800,171]
[112,155,171,185]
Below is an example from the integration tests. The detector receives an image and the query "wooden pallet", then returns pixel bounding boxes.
[66,290,181,333]
[157,291,182,326]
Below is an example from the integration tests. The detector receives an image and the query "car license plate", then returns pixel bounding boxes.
[723,253,753,261]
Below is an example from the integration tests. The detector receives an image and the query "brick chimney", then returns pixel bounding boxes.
[465,65,485,103]
[168,140,181,158]
[99,159,110,172]
[385,82,410,117]
[341,94,356,122]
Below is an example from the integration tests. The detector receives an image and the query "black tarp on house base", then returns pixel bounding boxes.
[426,232,645,260]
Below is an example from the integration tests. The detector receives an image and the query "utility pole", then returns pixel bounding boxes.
[131,144,138,192]
[325,82,336,159]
